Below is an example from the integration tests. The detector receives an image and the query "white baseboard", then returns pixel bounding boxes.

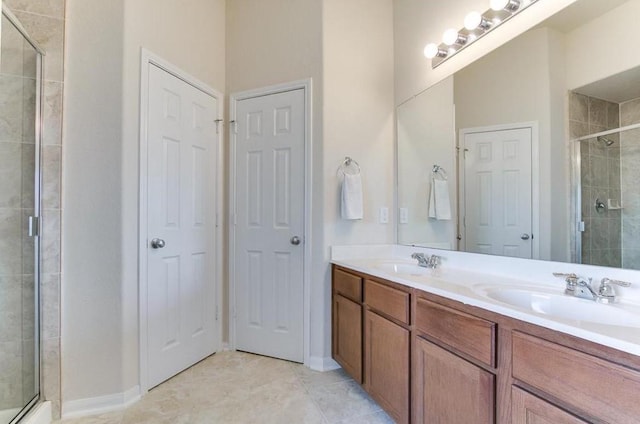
[62,385,140,419]
[22,401,52,424]
[308,356,340,372]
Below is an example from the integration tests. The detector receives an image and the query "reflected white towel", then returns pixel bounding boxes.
[428,177,452,220]
[341,173,363,220]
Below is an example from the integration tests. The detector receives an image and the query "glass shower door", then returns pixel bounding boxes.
[0,8,42,424]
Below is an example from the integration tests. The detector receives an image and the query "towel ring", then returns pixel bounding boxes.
[337,156,361,176]
[432,164,447,180]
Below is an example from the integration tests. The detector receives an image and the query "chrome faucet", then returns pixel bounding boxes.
[411,253,441,269]
[553,273,631,303]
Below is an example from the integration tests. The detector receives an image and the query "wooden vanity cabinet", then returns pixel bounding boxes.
[331,265,640,424]
[511,330,640,423]
[363,279,411,424]
[332,267,363,383]
[413,292,496,424]
[511,387,587,424]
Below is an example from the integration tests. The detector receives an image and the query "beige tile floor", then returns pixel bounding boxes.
[55,351,394,424]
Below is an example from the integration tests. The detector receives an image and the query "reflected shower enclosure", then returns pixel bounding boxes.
[572,91,640,270]
[0,6,43,424]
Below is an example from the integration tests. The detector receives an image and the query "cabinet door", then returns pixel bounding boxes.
[413,336,495,424]
[332,294,362,382]
[364,310,410,424]
[512,387,587,424]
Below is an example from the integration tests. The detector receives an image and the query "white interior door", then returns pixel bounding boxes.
[462,127,533,258]
[233,88,305,363]
[146,63,218,388]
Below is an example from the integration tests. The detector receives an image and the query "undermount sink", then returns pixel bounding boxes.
[376,262,430,276]
[484,288,640,327]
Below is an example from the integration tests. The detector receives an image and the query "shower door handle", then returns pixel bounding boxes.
[28,216,40,237]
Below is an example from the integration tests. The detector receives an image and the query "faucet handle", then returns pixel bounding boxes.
[600,278,631,287]
[553,272,578,283]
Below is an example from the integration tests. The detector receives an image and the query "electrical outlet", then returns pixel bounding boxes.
[379,207,389,224]
[400,208,409,224]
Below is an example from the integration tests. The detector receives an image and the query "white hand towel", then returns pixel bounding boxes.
[428,177,452,221]
[341,173,363,220]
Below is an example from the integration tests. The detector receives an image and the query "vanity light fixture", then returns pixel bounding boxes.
[442,28,468,46]
[424,43,448,59]
[464,11,492,31]
[423,0,539,68]
[490,0,521,12]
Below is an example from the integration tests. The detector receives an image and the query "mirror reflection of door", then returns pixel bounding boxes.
[460,125,535,259]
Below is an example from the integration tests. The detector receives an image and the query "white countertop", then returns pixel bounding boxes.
[331,245,640,357]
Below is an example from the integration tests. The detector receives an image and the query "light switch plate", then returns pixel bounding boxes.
[400,208,409,224]
[379,207,389,224]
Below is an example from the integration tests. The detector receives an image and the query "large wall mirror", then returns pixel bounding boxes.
[397,0,640,270]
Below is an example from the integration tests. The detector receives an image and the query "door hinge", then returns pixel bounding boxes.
[28,216,39,237]
[214,119,223,134]
[215,305,219,321]
[578,221,585,232]
[230,120,238,135]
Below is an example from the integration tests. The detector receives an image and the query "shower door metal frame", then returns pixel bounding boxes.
[571,139,582,264]
[2,4,46,424]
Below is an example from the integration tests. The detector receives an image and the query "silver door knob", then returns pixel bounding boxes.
[151,238,166,249]
[521,234,530,240]
[290,236,301,246]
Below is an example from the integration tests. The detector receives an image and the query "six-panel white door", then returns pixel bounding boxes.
[146,64,218,388]
[462,127,533,258]
[233,89,305,363]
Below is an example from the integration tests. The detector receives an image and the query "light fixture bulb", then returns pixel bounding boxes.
[490,0,520,11]
[442,28,460,46]
[423,43,439,59]
[490,0,507,10]
[464,11,482,30]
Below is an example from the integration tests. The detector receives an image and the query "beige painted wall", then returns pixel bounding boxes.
[565,0,640,90]
[397,77,456,248]
[63,0,225,405]
[63,0,125,404]
[322,0,395,358]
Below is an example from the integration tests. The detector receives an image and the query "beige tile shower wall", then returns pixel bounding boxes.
[570,92,621,267]
[3,0,66,418]
[620,99,640,269]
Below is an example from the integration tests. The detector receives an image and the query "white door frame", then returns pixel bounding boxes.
[458,121,540,259]
[229,79,313,366]
[138,49,224,393]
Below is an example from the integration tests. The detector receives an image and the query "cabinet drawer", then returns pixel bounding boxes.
[415,297,496,367]
[365,279,410,324]
[512,331,640,423]
[333,268,362,302]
